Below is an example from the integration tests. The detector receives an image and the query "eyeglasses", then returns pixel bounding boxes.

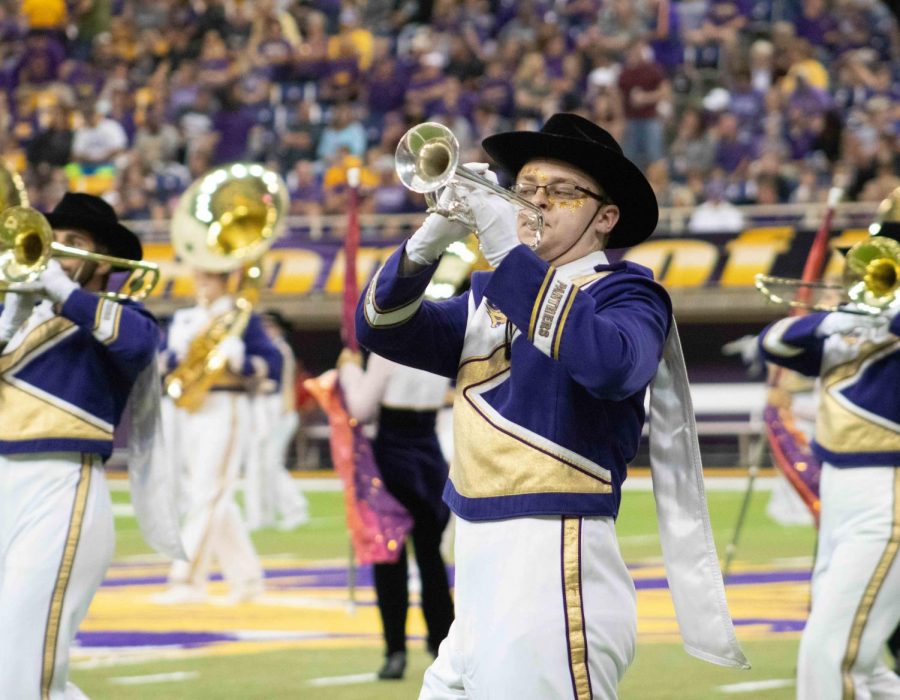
[512,182,610,203]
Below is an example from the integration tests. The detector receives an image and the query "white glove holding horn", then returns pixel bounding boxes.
[404,163,496,265]
[462,165,520,268]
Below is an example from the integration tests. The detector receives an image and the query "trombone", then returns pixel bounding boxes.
[755,235,900,315]
[395,122,544,248]
[0,166,160,301]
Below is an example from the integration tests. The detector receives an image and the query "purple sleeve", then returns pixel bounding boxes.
[60,289,159,376]
[242,314,284,383]
[484,246,672,400]
[758,313,826,376]
[355,244,469,379]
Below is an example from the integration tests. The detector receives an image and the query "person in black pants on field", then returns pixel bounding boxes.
[337,348,455,680]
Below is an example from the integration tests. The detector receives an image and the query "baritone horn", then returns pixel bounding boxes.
[395,122,544,248]
[164,162,288,411]
[0,166,159,301]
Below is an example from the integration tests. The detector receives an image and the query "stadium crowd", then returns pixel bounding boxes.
[1,0,898,234]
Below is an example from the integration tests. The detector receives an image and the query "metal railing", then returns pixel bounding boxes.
[130,201,880,243]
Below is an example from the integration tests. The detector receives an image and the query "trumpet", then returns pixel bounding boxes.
[755,235,900,315]
[0,166,159,301]
[395,122,544,248]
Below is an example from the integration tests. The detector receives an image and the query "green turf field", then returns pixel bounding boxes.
[69,478,819,699]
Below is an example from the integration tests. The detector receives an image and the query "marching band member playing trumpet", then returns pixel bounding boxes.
[154,267,283,605]
[758,203,900,700]
[357,113,747,698]
[0,193,164,699]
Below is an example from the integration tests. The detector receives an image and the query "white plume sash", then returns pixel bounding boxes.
[647,321,750,668]
[125,360,187,561]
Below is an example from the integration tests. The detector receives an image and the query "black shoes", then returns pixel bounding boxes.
[377,651,407,680]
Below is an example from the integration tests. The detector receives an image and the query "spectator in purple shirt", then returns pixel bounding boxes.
[794,0,839,53]
[785,69,833,117]
[210,82,255,165]
[287,159,325,217]
[12,32,64,90]
[478,58,515,117]
[364,50,408,117]
[713,111,755,173]
[406,51,451,117]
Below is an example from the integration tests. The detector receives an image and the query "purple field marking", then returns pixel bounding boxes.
[74,630,422,649]
[102,565,459,588]
[101,565,804,590]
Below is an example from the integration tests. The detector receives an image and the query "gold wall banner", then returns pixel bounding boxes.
[138,226,871,326]
[143,227,869,301]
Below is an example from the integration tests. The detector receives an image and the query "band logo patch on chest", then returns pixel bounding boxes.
[484,301,507,328]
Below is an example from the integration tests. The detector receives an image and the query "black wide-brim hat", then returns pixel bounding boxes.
[482,113,659,248]
[45,192,143,261]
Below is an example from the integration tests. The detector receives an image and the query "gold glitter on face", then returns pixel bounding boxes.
[515,167,594,208]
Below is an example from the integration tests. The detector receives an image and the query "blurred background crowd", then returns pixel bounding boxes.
[1,0,898,235]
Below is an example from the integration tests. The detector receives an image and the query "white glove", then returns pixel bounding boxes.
[404,163,492,265]
[0,289,37,342]
[218,335,246,373]
[465,176,520,267]
[406,190,471,265]
[815,310,883,337]
[39,259,79,304]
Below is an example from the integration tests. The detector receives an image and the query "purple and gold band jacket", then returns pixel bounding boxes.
[357,243,672,521]
[0,290,159,459]
[759,311,900,468]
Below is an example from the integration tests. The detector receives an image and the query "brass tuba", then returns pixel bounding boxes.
[163,163,288,412]
[0,164,160,301]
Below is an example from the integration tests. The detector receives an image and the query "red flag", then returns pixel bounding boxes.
[305,166,414,564]
[764,187,842,525]
[304,371,413,565]
[343,168,360,352]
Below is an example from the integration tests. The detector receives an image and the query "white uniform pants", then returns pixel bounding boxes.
[0,453,113,700]
[421,515,636,700]
[168,393,263,595]
[798,464,900,700]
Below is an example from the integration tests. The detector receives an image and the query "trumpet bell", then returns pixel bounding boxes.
[843,235,900,311]
[171,162,289,273]
[0,206,53,283]
[395,122,460,194]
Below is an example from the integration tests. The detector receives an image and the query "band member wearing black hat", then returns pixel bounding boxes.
[356,114,747,697]
[0,192,169,699]
[760,187,900,699]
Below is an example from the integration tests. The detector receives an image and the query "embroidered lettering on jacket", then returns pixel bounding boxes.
[538,280,568,337]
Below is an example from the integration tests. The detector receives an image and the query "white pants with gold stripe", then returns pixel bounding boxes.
[421,515,636,700]
[167,393,263,596]
[0,453,113,700]
[798,464,900,700]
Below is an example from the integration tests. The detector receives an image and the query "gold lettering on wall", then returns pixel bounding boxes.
[720,228,794,286]
[623,239,719,287]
